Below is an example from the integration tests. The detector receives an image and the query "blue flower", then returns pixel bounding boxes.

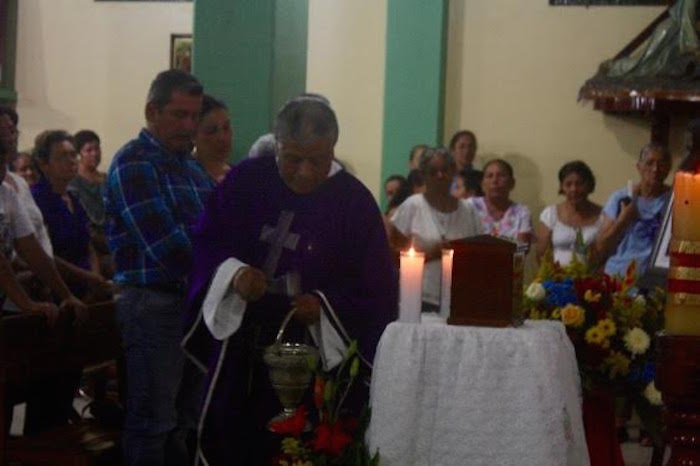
[629,361,655,384]
[542,279,578,308]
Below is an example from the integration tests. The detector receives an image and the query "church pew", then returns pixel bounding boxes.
[0,301,122,466]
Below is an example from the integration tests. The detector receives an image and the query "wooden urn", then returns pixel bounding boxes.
[447,235,524,327]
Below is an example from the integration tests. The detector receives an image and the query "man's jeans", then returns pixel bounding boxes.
[116,286,200,466]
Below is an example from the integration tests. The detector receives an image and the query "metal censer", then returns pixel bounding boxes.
[263,308,318,429]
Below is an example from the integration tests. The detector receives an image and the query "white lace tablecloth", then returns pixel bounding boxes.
[368,319,590,466]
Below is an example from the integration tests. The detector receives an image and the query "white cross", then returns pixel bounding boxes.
[259,210,300,278]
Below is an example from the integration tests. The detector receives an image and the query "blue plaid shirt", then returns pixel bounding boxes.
[105,129,214,288]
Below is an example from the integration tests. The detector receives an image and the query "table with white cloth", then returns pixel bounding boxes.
[368,318,590,466]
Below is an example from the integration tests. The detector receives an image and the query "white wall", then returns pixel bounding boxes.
[444,1,676,216]
[306,0,387,199]
[16,0,193,167]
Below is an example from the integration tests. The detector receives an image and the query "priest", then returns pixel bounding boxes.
[183,95,398,465]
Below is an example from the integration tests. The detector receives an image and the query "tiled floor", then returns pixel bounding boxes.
[10,402,667,466]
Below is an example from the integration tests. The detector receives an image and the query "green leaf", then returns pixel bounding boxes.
[350,357,360,378]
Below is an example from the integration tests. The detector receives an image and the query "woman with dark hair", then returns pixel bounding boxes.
[449,130,477,172]
[389,147,482,312]
[194,94,232,184]
[70,130,105,226]
[535,161,603,265]
[467,158,532,247]
[68,130,113,277]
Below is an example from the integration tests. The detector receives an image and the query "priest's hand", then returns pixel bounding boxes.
[292,294,321,325]
[233,266,267,302]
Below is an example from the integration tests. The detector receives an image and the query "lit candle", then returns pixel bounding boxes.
[672,171,700,241]
[665,171,700,336]
[440,249,454,319]
[399,247,424,323]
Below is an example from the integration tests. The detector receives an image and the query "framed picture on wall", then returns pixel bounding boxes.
[170,34,192,74]
[640,193,673,289]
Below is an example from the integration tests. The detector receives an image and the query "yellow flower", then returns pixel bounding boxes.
[603,351,631,378]
[584,289,602,303]
[644,381,663,406]
[560,304,585,327]
[597,318,616,337]
[551,308,561,319]
[585,327,606,345]
[623,327,650,355]
[281,438,301,455]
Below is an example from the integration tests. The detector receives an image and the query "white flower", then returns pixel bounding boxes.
[634,295,647,307]
[525,282,546,302]
[624,327,651,355]
[644,381,663,406]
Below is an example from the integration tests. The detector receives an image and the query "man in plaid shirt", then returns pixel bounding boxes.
[104,69,213,466]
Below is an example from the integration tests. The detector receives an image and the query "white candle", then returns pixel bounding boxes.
[440,249,454,319]
[399,247,424,323]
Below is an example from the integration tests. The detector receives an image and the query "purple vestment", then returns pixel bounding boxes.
[183,156,397,465]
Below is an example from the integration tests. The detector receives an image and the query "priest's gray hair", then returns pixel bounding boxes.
[274,94,339,146]
[418,146,456,174]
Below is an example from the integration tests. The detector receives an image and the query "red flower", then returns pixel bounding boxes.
[312,419,354,457]
[269,406,307,438]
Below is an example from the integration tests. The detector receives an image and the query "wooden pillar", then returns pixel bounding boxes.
[650,112,670,146]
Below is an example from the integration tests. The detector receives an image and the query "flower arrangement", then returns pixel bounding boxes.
[525,251,665,444]
[269,341,380,466]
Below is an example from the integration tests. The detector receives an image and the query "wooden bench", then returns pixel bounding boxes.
[0,302,122,466]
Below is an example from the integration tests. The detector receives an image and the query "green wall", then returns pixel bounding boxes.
[381,0,447,205]
[193,0,308,161]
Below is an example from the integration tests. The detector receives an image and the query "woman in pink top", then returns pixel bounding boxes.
[466,158,532,249]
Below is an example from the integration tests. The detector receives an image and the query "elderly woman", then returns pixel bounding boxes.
[390,147,482,312]
[596,143,672,276]
[466,158,532,247]
[535,161,603,265]
[194,94,232,184]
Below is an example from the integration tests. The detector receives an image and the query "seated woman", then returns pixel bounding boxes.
[69,130,113,278]
[194,94,232,184]
[389,147,482,312]
[467,158,532,248]
[535,161,603,266]
[32,131,103,298]
[596,143,672,277]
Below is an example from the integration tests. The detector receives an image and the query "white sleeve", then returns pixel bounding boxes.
[389,197,416,237]
[202,257,250,340]
[539,205,557,230]
[7,188,35,240]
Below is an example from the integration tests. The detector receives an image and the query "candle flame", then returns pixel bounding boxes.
[408,246,416,257]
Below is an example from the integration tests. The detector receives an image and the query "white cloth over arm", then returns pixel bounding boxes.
[201,258,347,370]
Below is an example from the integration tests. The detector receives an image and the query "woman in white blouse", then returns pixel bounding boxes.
[389,147,482,312]
[535,161,603,265]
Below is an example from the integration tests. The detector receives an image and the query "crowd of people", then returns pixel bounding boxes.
[384,132,672,311]
[0,67,673,466]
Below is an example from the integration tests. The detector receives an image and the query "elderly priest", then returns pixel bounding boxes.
[183,95,397,465]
